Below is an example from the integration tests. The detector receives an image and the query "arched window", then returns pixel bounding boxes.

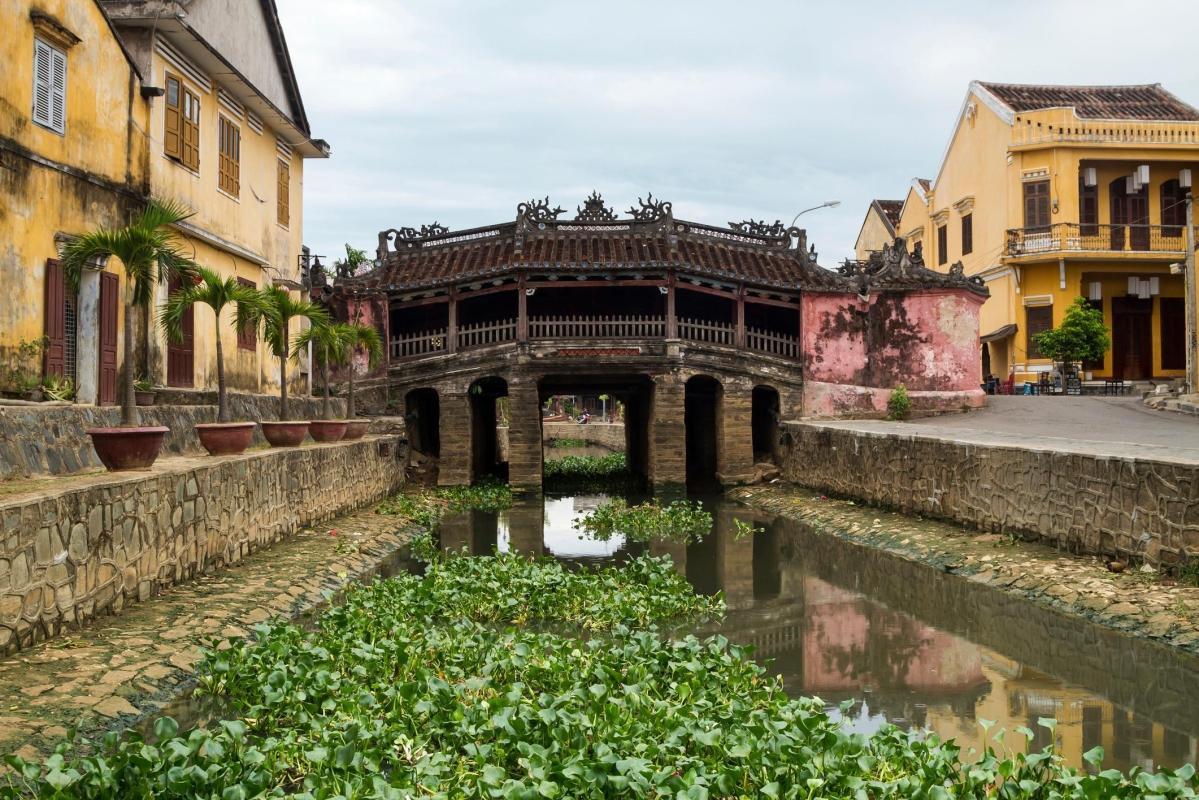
[1161,179,1186,237]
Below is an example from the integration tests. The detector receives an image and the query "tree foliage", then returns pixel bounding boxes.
[1032,297,1111,368]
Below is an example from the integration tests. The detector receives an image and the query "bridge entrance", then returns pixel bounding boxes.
[469,377,508,482]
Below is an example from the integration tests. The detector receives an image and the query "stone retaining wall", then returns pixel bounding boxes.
[542,422,626,450]
[780,422,1199,564]
[0,436,406,655]
[0,392,342,479]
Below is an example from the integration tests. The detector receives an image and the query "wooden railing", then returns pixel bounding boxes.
[529,315,666,339]
[1005,222,1187,257]
[746,326,799,358]
[678,317,735,346]
[457,318,517,349]
[389,328,447,360]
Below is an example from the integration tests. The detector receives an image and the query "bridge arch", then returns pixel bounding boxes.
[469,376,509,482]
[752,384,782,463]
[684,374,724,488]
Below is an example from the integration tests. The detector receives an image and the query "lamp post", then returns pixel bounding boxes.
[789,200,841,228]
[1186,192,1196,395]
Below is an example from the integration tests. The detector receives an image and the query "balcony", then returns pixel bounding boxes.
[1004,223,1188,259]
[1010,120,1199,149]
[388,314,800,362]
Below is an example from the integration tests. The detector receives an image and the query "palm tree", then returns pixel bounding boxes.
[60,199,198,426]
[259,286,328,421]
[292,320,351,420]
[160,267,268,423]
[341,323,383,419]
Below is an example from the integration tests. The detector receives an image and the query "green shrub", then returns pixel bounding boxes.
[579,498,712,544]
[886,384,912,420]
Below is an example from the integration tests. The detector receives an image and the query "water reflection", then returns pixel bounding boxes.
[434,493,1199,772]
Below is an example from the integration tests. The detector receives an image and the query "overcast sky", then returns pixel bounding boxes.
[281,0,1199,267]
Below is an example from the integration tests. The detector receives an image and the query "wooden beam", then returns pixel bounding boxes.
[525,279,666,289]
[454,282,518,301]
[736,284,746,349]
[666,273,677,339]
[517,274,528,343]
[447,289,458,354]
[744,293,800,310]
[389,294,450,309]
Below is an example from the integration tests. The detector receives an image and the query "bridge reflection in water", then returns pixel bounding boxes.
[434,493,1199,773]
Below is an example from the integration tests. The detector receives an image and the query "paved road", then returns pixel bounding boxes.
[810,396,1199,464]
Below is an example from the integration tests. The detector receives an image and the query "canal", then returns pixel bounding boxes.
[436,490,1199,774]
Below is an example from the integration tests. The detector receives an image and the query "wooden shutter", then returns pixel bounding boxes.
[180,87,200,170]
[936,224,948,265]
[166,275,195,387]
[236,277,256,350]
[219,117,240,195]
[164,74,182,159]
[277,159,290,226]
[1161,180,1185,237]
[1160,297,1185,370]
[1079,177,1098,236]
[961,214,973,255]
[99,272,118,405]
[43,259,67,377]
[1023,181,1050,229]
[1026,305,1053,359]
[32,39,66,133]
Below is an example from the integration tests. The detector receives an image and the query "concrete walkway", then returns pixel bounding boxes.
[808,395,1199,465]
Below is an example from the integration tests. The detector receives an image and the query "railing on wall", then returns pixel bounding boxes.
[389,328,448,360]
[1005,223,1187,257]
[457,318,517,350]
[529,315,667,340]
[746,326,799,358]
[1011,121,1199,148]
[677,317,735,347]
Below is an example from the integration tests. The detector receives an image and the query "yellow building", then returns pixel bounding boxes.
[101,0,329,396]
[0,0,150,404]
[897,82,1198,384]
[852,199,903,260]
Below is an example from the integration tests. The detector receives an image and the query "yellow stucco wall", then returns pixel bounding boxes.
[853,206,894,261]
[0,0,148,393]
[902,86,1199,382]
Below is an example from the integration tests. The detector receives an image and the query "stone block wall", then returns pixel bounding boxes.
[542,422,626,451]
[780,422,1199,563]
[507,379,543,488]
[648,374,686,486]
[0,392,344,479]
[0,436,406,655]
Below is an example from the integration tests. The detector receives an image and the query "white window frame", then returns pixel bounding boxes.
[32,37,67,134]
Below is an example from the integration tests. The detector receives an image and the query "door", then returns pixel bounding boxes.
[1110,179,1150,251]
[1111,296,1153,380]
[43,259,67,377]
[99,271,118,405]
[166,275,194,387]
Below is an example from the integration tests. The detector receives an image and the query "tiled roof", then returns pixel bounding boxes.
[978,82,1199,122]
[872,200,903,231]
[915,178,932,193]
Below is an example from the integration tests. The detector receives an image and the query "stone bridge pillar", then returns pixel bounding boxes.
[718,377,756,484]
[648,372,686,487]
[507,378,543,488]
[438,391,471,487]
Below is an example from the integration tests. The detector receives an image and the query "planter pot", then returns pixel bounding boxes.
[135,390,156,406]
[341,419,370,441]
[86,426,169,471]
[194,421,256,456]
[308,419,348,443]
[261,420,310,447]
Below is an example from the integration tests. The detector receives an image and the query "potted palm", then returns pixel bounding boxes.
[161,267,268,455]
[292,320,351,442]
[259,285,328,446]
[341,321,383,440]
[61,200,197,470]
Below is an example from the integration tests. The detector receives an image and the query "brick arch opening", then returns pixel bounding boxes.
[469,376,509,483]
[752,384,781,463]
[405,387,440,458]
[684,374,723,489]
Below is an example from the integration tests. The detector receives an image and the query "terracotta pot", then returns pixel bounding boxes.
[135,390,156,406]
[194,421,256,456]
[308,419,348,443]
[260,420,310,447]
[86,426,169,471]
[341,419,370,440]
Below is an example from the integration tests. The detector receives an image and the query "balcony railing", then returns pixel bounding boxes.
[388,315,799,361]
[1011,121,1199,148]
[1005,223,1187,257]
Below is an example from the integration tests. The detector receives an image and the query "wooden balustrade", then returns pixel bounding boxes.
[677,317,735,346]
[528,315,666,340]
[457,318,517,349]
[746,326,799,358]
[389,328,448,360]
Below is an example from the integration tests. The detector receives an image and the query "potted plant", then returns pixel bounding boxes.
[61,200,198,470]
[1031,297,1111,388]
[258,285,328,446]
[41,375,75,403]
[338,320,382,440]
[134,377,156,406]
[161,266,268,456]
[292,320,351,442]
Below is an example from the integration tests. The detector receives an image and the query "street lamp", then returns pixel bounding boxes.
[789,200,841,228]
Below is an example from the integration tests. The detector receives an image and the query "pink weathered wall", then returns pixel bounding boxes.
[331,296,389,381]
[801,289,984,417]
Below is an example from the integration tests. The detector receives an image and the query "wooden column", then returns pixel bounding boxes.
[735,286,746,348]
[517,274,528,342]
[666,274,678,338]
[447,290,458,354]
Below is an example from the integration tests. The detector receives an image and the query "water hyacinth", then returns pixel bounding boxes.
[579,498,712,544]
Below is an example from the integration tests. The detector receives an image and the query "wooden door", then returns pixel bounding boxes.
[1110,179,1149,251]
[99,271,118,405]
[166,276,194,387]
[1112,297,1152,380]
[43,259,67,377]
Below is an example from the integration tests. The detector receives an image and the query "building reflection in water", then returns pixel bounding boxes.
[434,494,1199,772]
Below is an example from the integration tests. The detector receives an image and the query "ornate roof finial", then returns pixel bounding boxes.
[729,219,787,237]
[517,196,566,223]
[575,191,618,222]
[626,193,672,222]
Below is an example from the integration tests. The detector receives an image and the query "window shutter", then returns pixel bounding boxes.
[32,39,65,133]
[961,214,973,255]
[43,260,67,377]
[277,159,290,226]
[164,75,182,159]
[49,47,66,132]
